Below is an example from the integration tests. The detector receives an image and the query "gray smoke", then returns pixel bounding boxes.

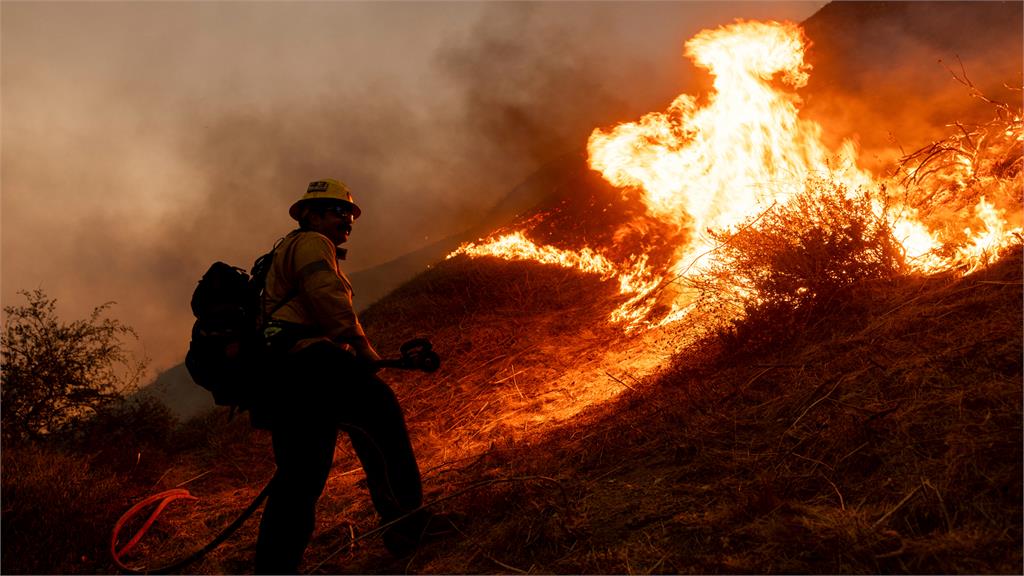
[2,2,829,374]
[800,1,1023,170]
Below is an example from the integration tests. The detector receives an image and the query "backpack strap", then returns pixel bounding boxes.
[253,236,297,324]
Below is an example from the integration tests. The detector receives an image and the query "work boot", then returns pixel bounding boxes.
[381,511,459,558]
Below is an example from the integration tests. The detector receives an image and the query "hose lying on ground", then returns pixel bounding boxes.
[111,474,562,574]
[110,480,273,574]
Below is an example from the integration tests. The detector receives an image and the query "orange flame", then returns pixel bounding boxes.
[589,20,871,236]
[956,197,1019,273]
[449,19,1022,332]
[448,232,616,278]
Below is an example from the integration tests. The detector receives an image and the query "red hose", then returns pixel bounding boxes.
[110,489,199,572]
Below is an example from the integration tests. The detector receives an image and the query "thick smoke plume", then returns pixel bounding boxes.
[10,2,827,373]
[800,1,1023,172]
[13,2,1016,377]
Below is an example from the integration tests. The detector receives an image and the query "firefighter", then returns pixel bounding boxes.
[253,178,434,573]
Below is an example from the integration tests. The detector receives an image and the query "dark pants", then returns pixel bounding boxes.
[254,342,423,574]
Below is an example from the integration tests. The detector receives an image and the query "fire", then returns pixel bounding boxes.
[449,19,1023,332]
[956,197,1019,273]
[448,232,617,278]
[588,20,870,235]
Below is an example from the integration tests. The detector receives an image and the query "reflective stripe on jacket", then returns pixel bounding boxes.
[263,229,366,353]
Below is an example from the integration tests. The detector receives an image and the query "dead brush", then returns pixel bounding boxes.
[894,83,1023,254]
[650,250,1023,573]
[692,178,906,357]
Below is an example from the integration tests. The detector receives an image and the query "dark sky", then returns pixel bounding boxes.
[2,1,825,375]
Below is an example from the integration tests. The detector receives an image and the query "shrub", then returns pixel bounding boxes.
[72,395,179,476]
[1,289,148,442]
[696,180,906,353]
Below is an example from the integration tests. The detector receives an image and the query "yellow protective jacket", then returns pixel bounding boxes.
[262,229,378,358]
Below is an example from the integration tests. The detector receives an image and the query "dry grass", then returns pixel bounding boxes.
[3,247,1018,575]
[273,232,1018,575]
[1,398,183,574]
[7,219,1018,575]
[361,256,633,461]
[3,111,1019,574]
[396,248,1022,575]
[1,443,127,574]
[692,178,908,357]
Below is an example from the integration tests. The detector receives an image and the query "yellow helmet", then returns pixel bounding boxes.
[289,178,362,221]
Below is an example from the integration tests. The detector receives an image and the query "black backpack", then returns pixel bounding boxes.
[185,249,277,412]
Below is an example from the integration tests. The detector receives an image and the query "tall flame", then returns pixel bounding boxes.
[450,19,1022,332]
[588,21,870,237]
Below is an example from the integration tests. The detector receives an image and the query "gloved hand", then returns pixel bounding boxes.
[350,336,381,373]
[334,337,381,373]
[353,336,381,363]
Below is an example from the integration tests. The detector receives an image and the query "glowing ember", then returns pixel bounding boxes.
[449,19,1022,332]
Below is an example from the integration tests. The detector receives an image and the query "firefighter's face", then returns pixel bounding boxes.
[308,204,355,246]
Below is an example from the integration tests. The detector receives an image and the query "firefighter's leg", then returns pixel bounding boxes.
[338,373,428,555]
[340,373,423,518]
[294,341,428,555]
[255,420,338,574]
[294,341,422,519]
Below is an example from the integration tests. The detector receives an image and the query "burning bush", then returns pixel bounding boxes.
[896,76,1022,215]
[895,97,1023,271]
[451,20,1022,336]
[695,180,906,353]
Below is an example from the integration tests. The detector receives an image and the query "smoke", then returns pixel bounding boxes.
[800,1,1023,171]
[432,3,644,185]
[2,2,829,374]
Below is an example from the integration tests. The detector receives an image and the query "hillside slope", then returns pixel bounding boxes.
[389,251,1021,575]
[48,2,1021,574]
[102,116,1021,570]
[145,242,1019,575]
